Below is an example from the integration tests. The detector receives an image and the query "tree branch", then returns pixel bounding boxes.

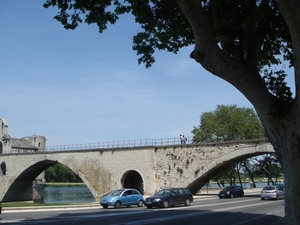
[275,0,300,107]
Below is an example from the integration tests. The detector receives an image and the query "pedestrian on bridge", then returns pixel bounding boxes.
[180,134,184,144]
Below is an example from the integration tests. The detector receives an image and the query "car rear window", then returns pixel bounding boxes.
[263,186,275,190]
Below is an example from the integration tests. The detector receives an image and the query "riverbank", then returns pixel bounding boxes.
[45,182,85,186]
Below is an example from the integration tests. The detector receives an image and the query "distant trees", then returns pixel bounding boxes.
[45,163,82,183]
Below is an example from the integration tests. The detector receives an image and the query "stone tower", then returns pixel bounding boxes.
[0,118,47,202]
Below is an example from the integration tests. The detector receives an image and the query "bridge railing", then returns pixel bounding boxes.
[45,137,192,151]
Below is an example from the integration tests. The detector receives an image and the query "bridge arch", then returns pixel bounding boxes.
[121,170,144,194]
[186,146,275,194]
[43,157,99,201]
[2,159,57,202]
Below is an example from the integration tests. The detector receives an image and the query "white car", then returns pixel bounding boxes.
[261,185,285,200]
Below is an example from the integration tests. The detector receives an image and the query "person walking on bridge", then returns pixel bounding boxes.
[180,134,184,144]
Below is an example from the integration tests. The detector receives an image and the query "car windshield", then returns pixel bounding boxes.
[263,186,275,190]
[110,189,124,196]
[154,189,171,196]
[222,186,234,191]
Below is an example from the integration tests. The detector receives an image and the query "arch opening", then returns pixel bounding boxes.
[187,152,276,194]
[121,170,144,194]
[1,161,6,175]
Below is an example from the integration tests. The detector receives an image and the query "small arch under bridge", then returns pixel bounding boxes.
[0,139,275,202]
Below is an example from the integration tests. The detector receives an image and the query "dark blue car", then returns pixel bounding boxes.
[218,185,244,198]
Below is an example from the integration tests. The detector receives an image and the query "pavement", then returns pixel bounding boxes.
[1,188,285,224]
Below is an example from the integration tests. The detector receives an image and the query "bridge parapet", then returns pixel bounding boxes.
[45,137,193,151]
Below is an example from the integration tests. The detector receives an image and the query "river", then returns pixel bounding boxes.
[44,185,95,204]
[44,181,284,204]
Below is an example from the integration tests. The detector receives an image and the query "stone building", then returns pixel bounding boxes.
[0,118,46,154]
[0,118,47,202]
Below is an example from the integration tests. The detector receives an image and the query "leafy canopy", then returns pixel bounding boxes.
[43,0,292,101]
[192,105,266,143]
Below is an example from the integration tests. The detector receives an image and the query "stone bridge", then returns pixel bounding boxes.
[0,139,275,202]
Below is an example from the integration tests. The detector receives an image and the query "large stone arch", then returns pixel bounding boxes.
[1,158,97,202]
[185,148,275,194]
[120,170,144,194]
[2,159,57,202]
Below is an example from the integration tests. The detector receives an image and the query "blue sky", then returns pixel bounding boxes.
[0,1,293,147]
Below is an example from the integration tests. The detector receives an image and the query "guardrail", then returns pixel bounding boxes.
[45,137,192,151]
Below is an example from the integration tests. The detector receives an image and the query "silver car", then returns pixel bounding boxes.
[261,185,285,200]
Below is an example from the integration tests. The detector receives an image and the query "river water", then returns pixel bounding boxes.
[44,185,95,204]
[44,181,284,204]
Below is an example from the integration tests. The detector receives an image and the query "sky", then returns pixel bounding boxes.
[0,1,293,147]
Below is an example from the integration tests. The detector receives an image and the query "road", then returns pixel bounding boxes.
[0,193,284,225]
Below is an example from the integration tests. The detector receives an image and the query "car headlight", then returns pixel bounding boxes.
[226,191,230,195]
[154,198,162,202]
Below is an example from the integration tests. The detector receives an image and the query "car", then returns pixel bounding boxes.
[100,188,144,208]
[261,185,285,200]
[144,188,193,208]
[218,185,244,198]
[275,183,285,191]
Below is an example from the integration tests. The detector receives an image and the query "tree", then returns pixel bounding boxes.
[192,104,266,188]
[192,105,266,142]
[45,163,82,183]
[252,154,284,185]
[43,1,300,223]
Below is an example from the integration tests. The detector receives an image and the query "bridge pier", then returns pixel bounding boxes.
[32,179,46,203]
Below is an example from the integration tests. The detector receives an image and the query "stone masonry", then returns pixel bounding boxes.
[0,139,274,202]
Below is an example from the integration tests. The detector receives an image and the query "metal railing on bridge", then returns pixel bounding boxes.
[45,137,192,151]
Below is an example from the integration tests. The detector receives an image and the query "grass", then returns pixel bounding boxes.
[1,202,70,208]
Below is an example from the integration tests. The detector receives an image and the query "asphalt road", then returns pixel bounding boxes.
[0,190,285,225]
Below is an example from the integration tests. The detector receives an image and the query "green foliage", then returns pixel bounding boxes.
[177,167,183,174]
[263,68,292,102]
[192,105,266,143]
[45,163,82,183]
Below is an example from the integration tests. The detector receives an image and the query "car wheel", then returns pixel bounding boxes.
[185,198,191,206]
[276,194,280,200]
[162,200,169,208]
[103,205,108,209]
[114,201,121,209]
[146,205,152,209]
[137,200,144,207]
[261,197,265,200]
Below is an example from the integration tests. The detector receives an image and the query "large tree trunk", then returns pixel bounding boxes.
[177,0,300,224]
